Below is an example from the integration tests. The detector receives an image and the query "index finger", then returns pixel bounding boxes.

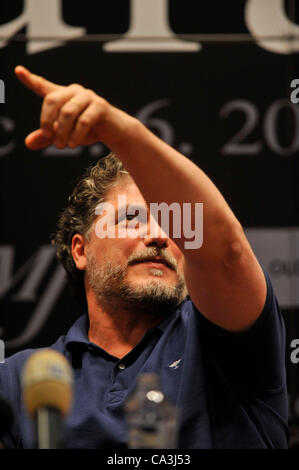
[15,65,60,97]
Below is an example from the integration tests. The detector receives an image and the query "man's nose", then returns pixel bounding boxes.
[143,213,169,248]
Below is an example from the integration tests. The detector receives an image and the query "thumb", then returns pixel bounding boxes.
[15,65,60,97]
[25,129,54,150]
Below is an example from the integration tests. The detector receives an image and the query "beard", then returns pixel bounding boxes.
[85,248,187,318]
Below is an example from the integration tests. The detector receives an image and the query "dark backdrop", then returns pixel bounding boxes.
[0,0,298,446]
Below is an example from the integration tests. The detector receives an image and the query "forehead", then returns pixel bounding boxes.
[105,176,146,206]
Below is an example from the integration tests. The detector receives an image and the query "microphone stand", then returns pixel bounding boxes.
[34,407,64,449]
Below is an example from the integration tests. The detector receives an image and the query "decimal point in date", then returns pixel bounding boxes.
[178,142,193,156]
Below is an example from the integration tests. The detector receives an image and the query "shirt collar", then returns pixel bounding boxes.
[65,314,90,349]
[64,298,187,348]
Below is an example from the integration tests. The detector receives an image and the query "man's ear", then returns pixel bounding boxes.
[71,234,88,271]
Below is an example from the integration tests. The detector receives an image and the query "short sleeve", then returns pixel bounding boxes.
[193,266,287,395]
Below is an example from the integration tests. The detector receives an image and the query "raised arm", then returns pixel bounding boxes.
[15,66,266,332]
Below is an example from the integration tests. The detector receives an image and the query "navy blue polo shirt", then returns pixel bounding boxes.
[0,269,289,448]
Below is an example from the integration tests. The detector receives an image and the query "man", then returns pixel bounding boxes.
[0,66,289,448]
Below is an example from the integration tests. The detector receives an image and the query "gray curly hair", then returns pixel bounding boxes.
[51,152,129,306]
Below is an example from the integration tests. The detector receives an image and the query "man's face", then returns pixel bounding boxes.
[82,176,187,316]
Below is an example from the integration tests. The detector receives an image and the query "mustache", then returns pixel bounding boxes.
[127,247,178,271]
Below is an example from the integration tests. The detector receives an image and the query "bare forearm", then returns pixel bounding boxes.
[108,113,243,264]
[103,104,266,332]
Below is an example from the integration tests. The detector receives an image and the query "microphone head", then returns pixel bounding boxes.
[0,394,14,438]
[22,350,73,417]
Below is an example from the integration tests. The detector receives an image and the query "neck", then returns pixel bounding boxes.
[87,292,166,359]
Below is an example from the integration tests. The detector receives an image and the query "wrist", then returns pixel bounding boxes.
[104,107,143,151]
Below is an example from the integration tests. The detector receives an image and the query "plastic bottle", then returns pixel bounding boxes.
[124,372,179,449]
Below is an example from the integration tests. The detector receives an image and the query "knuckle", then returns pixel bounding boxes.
[97,96,108,111]
[78,116,90,127]
[85,88,96,97]
[80,89,95,102]
[69,83,83,92]
[44,94,56,107]
[61,106,73,118]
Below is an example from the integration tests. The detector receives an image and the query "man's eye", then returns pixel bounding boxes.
[117,213,137,223]
[126,213,137,221]
[126,212,147,224]
[117,208,147,224]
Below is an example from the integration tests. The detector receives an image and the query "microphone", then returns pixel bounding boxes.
[22,350,73,449]
[0,393,14,444]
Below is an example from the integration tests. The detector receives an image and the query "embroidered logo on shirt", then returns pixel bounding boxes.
[168,358,182,369]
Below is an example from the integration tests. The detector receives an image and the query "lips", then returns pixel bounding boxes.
[131,258,173,270]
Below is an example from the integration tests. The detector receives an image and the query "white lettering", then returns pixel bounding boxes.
[0,80,4,104]
[107,454,142,467]
[93,195,203,249]
[0,245,66,349]
[126,202,148,239]
[183,203,203,250]
[94,201,116,239]
[150,201,181,239]
[0,340,4,363]
[290,79,299,104]
[290,339,299,364]
[0,0,85,54]
[104,0,200,53]
[245,0,299,54]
